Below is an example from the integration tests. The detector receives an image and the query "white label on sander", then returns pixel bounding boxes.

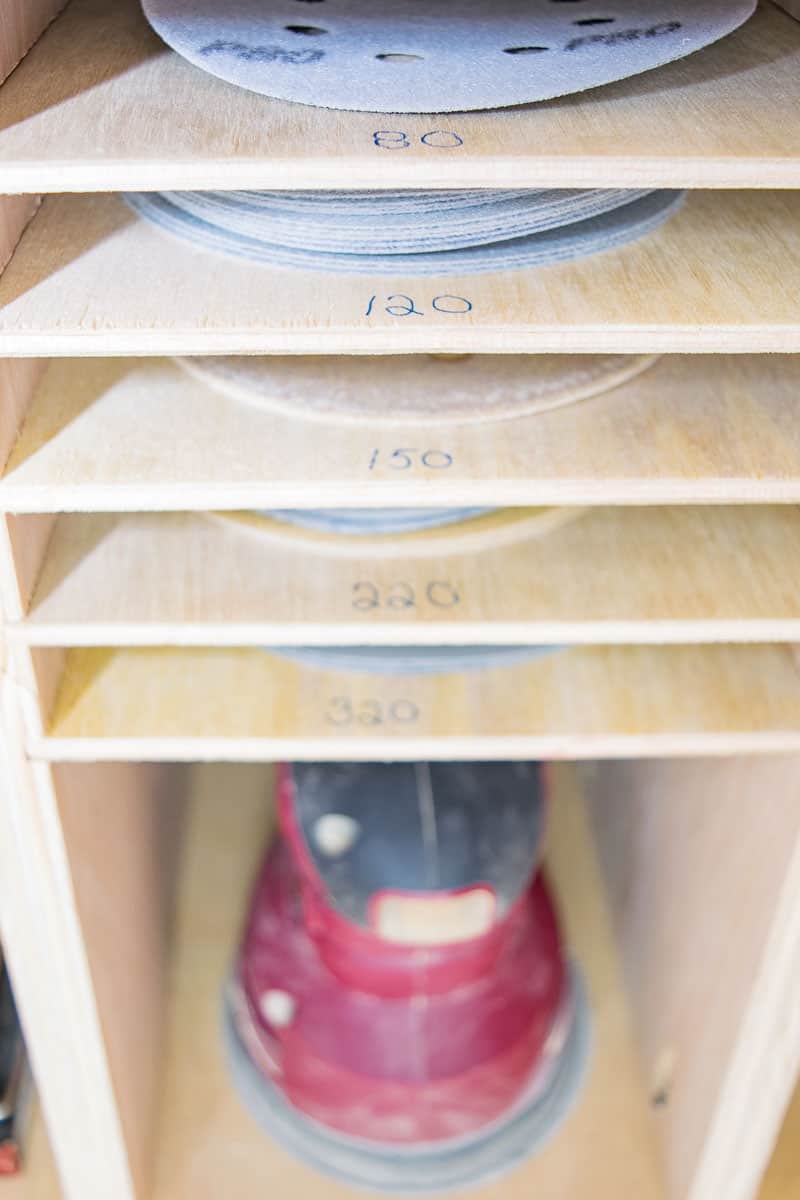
[141,0,756,113]
[375,889,496,945]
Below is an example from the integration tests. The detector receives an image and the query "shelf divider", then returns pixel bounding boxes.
[2,192,800,356]
[1,0,799,191]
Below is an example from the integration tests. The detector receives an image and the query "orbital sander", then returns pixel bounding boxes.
[225,762,590,1193]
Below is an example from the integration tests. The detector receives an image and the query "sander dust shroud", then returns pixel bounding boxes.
[224,762,591,1193]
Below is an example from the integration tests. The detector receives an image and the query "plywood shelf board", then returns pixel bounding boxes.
[26,643,800,762]
[12,506,800,647]
[151,762,665,1200]
[588,757,800,1200]
[0,0,798,192]
[5,356,800,510]
[2,192,800,356]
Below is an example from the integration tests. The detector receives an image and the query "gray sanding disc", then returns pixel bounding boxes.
[179,353,659,425]
[126,188,685,275]
[213,506,582,560]
[262,507,493,535]
[139,189,653,254]
[223,966,590,1194]
[140,0,756,114]
[269,644,561,675]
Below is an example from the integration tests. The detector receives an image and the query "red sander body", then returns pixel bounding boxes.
[225,762,589,1193]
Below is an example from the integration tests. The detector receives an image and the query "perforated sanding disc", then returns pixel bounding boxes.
[179,353,659,426]
[140,0,756,113]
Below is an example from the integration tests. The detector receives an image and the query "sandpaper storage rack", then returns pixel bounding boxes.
[0,2,800,1199]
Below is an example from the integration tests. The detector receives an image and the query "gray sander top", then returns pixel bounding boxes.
[140,0,756,113]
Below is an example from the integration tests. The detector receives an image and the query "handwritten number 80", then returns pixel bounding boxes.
[373,130,464,150]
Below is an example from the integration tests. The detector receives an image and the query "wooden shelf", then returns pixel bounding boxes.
[0,0,798,193]
[12,506,800,647]
[149,762,665,1200]
[4,356,800,511]
[26,643,800,762]
[2,192,800,356]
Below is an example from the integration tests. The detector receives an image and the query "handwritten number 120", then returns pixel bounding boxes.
[365,294,473,318]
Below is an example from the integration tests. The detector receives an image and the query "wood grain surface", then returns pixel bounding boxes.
[0,0,65,86]
[5,356,800,510]
[2,192,800,355]
[25,643,800,761]
[589,757,800,1200]
[11,506,800,647]
[0,0,797,191]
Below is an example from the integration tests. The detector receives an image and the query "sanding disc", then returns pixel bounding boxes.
[261,507,493,536]
[211,506,582,559]
[137,189,654,254]
[126,188,684,275]
[179,352,659,426]
[140,0,756,114]
[223,967,590,1194]
[269,644,562,675]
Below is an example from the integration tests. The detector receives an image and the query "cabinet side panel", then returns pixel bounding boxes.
[0,1,67,84]
[772,1,800,20]
[0,196,40,270]
[53,762,188,1198]
[0,693,136,1200]
[587,756,800,1200]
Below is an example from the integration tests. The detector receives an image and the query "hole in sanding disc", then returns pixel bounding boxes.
[375,53,424,63]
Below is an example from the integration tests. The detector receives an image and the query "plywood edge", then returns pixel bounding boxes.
[52,761,189,1200]
[0,679,135,1200]
[15,620,800,649]
[586,757,800,1200]
[24,733,800,764]
[3,326,800,358]
[689,830,800,1200]
[6,480,800,513]
[4,158,800,196]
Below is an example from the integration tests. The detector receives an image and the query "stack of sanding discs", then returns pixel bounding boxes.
[126,186,685,274]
